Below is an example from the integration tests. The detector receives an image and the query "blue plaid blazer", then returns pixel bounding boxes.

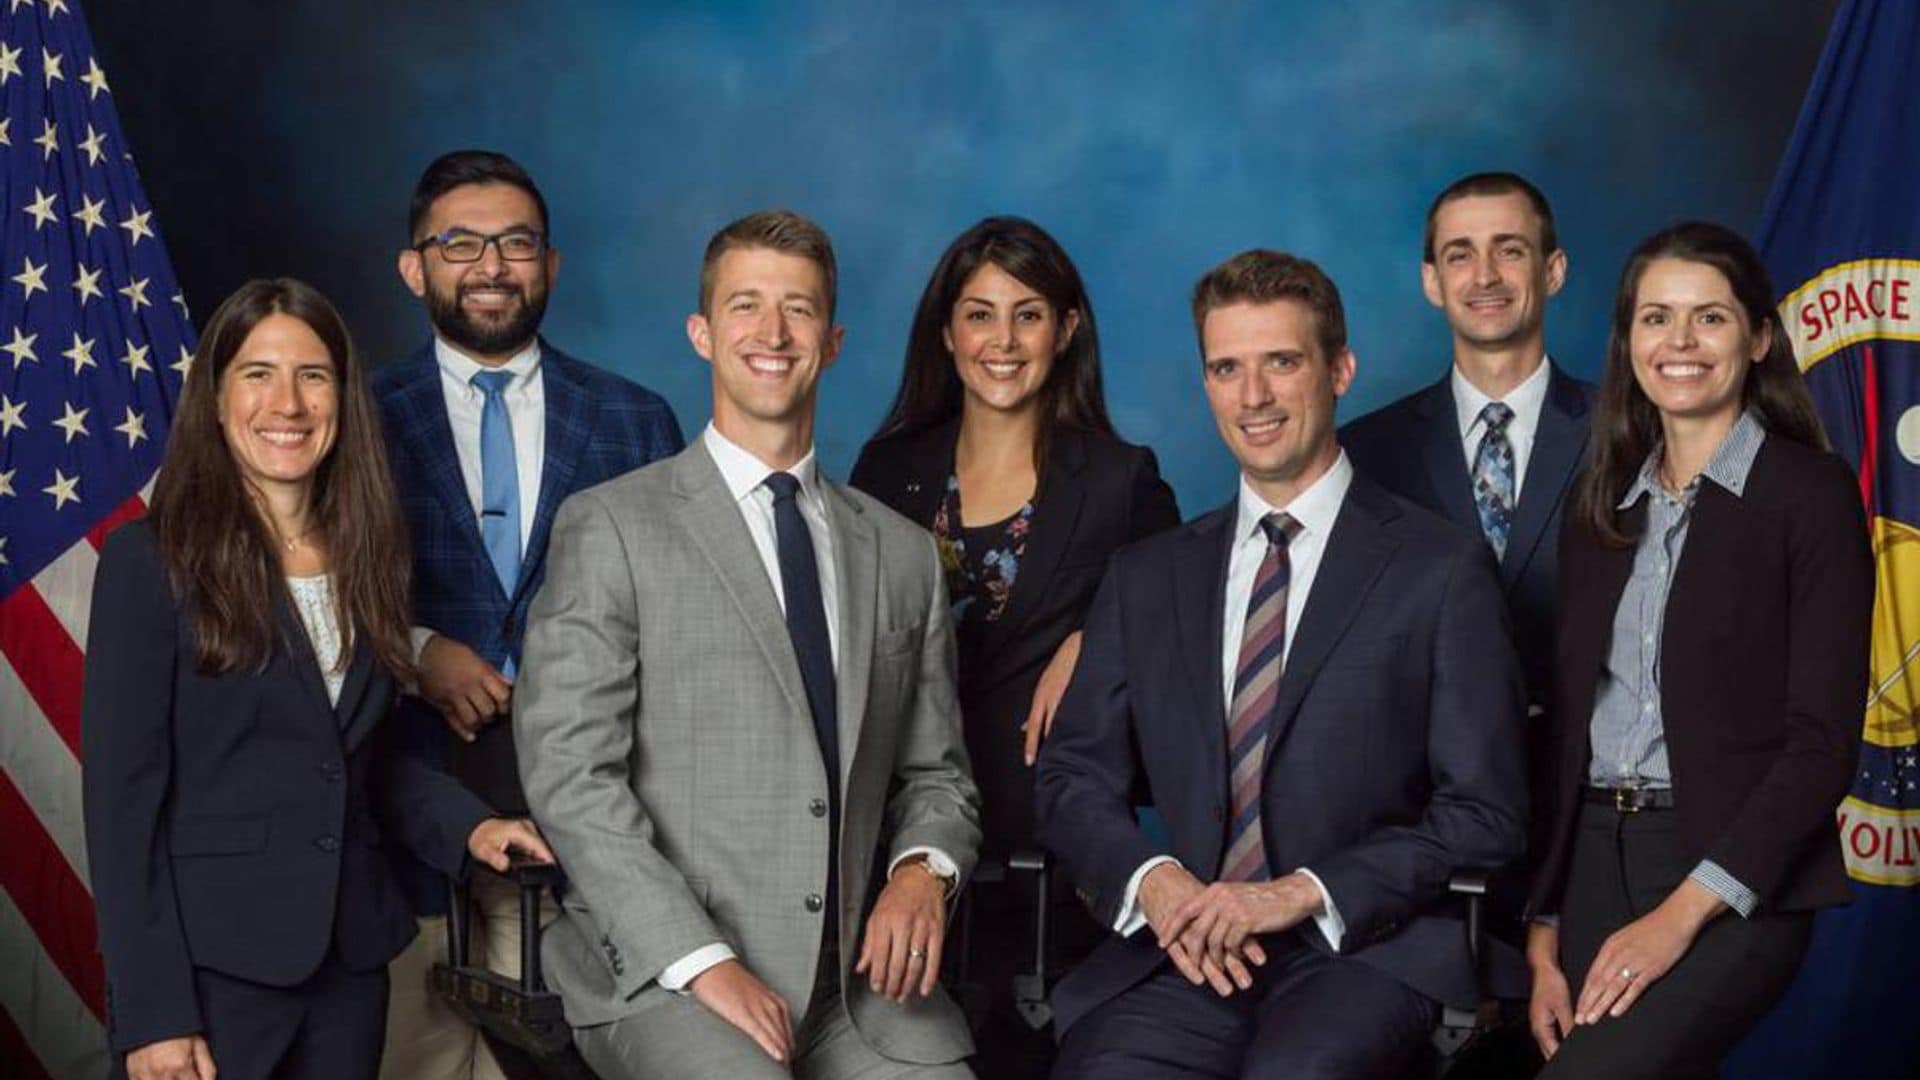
[374,340,683,910]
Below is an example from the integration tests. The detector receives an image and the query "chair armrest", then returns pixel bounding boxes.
[1447,870,1488,897]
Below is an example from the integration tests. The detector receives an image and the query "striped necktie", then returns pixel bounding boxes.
[1222,511,1302,883]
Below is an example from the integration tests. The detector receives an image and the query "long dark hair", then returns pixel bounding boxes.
[149,278,413,679]
[871,217,1115,461]
[1575,222,1827,546]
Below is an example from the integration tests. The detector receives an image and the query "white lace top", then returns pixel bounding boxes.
[287,574,346,705]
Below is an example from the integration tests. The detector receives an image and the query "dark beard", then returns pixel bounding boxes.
[426,279,549,357]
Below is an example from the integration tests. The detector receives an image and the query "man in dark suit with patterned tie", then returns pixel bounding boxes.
[1340,172,1596,950]
[1036,250,1527,1078]
[372,149,684,1080]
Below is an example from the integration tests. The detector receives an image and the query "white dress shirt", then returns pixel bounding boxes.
[1451,357,1550,503]
[659,423,954,992]
[1114,453,1356,951]
[409,338,546,661]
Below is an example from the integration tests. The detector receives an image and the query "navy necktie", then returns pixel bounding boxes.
[765,472,840,809]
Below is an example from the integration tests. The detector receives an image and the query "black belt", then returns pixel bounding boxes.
[1584,786,1676,813]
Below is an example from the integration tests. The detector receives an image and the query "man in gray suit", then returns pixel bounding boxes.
[515,210,981,1079]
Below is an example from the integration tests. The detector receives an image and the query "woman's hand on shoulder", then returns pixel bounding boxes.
[1024,630,1084,765]
[126,1034,215,1080]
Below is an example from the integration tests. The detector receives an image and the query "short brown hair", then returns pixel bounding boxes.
[1190,249,1348,361]
[698,209,838,320]
[1423,171,1557,263]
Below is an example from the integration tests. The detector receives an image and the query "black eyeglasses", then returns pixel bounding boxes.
[414,228,548,263]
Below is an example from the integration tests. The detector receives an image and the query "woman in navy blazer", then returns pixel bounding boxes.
[851,217,1178,1076]
[1525,225,1873,1078]
[82,279,550,1080]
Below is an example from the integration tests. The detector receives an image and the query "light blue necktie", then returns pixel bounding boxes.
[472,369,522,598]
[1471,401,1516,559]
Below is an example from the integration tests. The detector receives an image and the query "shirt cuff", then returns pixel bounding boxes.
[1295,867,1344,951]
[1690,860,1759,918]
[657,943,735,993]
[1114,856,1181,936]
[409,626,437,667]
[888,846,959,891]
[1532,914,1561,927]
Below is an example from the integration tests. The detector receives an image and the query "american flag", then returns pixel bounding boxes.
[0,1,194,1076]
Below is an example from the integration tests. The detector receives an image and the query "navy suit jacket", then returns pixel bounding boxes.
[373,341,682,905]
[1339,363,1593,709]
[1034,470,1527,1034]
[82,521,492,1054]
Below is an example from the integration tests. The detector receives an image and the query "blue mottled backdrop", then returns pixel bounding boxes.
[90,0,1833,512]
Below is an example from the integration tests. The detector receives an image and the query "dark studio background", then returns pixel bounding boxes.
[88,0,1837,513]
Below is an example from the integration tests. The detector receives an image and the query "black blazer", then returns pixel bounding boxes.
[1528,437,1873,919]
[1036,472,1528,1032]
[81,521,493,1054]
[850,422,1180,855]
[1340,362,1595,709]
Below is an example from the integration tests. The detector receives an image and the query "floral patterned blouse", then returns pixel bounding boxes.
[931,475,1035,625]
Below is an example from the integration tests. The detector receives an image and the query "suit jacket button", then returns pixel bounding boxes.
[809,798,828,818]
[804,893,824,913]
[315,835,340,853]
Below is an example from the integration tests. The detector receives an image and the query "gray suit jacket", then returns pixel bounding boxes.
[515,440,980,1064]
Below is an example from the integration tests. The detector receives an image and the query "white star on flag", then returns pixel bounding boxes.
[0,42,20,86]
[78,122,104,165]
[33,116,55,158]
[119,340,151,377]
[113,406,146,447]
[3,327,37,368]
[79,54,107,98]
[72,262,103,304]
[0,467,13,497]
[40,46,61,87]
[45,0,69,15]
[61,332,95,374]
[73,192,106,234]
[118,276,150,310]
[0,394,24,437]
[172,344,193,379]
[52,401,88,442]
[0,537,8,566]
[22,186,58,229]
[42,468,80,510]
[13,256,47,299]
[118,206,153,245]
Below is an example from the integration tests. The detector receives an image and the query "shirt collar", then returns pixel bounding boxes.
[702,422,821,505]
[1452,356,1551,440]
[1235,450,1354,544]
[434,336,542,390]
[1619,408,1768,509]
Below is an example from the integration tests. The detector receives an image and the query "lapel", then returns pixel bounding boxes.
[271,589,373,741]
[1500,364,1591,592]
[1413,376,1481,533]
[894,419,959,526]
[976,429,1089,671]
[1263,476,1399,756]
[518,342,590,603]
[669,442,817,737]
[821,480,877,787]
[1174,504,1236,802]
[388,345,501,602]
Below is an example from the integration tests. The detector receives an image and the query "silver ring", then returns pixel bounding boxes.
[1619,966,1635,980]
[908,946,926,960]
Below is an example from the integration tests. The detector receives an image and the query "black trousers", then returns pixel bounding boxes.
[111,951,389,1080]
[960,880,1104,1079]
[1052,935,1437,1080]
[1540,803,1811,1080]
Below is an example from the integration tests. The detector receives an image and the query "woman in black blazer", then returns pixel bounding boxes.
[83,280,550,1080]
[851,216,1178,1076]
[1524,224,1872,1079]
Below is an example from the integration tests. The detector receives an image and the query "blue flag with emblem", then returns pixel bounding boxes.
[1726,2,1920,1076]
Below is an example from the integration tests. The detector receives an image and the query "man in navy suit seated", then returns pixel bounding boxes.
[372,149,684,1080]
[1036,249,1527,1078]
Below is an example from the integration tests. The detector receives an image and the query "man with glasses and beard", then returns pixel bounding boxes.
[373,150,684,1080]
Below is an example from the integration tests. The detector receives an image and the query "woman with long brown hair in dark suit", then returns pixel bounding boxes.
[851,217,1179,1076]
[83,279,551,1080]
[1524,223,1873,1078]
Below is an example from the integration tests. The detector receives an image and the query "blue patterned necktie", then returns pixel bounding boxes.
[1222,511,1301,883]
[1471,401,1516,559]
[471,369,522,596]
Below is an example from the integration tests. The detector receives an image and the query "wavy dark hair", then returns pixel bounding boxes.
[1575,222,1827,547]
[870,217,1115,460]
[149,278,413,679]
